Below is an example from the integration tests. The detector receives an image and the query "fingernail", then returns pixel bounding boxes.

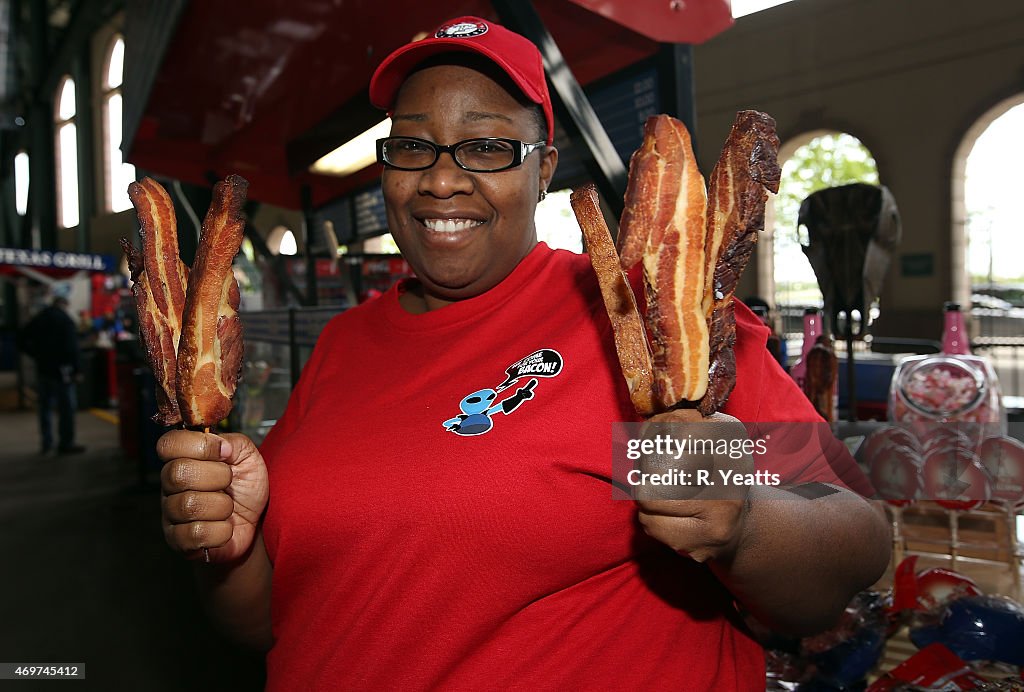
[219,439,232,460]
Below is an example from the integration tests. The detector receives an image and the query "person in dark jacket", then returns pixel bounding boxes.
[19,296,85,454]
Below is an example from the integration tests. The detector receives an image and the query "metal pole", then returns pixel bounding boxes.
[846,327,857,422]
[288,307,299,390]
[491,0,628,222]
[657,43,697,155]
[301,185,318,306]
[28,0,56,249]
[72,52,95,252]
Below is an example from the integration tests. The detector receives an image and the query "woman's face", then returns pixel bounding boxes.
[382,62,557,311]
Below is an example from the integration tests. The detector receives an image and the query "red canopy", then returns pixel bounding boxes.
[125,0,732,210]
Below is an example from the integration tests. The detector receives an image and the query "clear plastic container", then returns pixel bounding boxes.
[889,353,1006,445]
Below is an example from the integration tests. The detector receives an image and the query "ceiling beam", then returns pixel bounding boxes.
[37,0,119,100]
[492,0,628,221]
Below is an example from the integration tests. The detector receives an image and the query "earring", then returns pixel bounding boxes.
[538,190,547,202]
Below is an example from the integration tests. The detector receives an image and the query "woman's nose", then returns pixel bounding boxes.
[417,152,474,197]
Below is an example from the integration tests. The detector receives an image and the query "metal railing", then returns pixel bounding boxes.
[777,304,1023,401]
[972,337,1024,401]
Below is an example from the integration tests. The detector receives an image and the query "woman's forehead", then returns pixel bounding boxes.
[390,107,516,130]
[393,62,532,120]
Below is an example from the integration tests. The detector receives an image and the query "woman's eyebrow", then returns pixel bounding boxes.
[391,113,428,123]
[464,111,514,124]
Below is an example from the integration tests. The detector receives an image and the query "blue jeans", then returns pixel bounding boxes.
[37,371,77,451]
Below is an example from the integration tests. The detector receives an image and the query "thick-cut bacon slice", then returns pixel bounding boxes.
[697,111,780,415]
[175,175,248,427]
[618,115,709,409]
[571,184,656,416]
[584,111,778,417]
[124,178,189,425]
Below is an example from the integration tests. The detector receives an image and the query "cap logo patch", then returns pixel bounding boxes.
[436,21,488,39]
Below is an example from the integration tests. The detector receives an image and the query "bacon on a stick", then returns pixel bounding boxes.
[618,115,710,411]
[123,178,189,425]
[698,111,780,415]
[176,175,248,428]
[578,112,779,416]
[572,184,656,416]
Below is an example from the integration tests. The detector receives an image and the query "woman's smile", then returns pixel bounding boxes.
[421,217,484,234]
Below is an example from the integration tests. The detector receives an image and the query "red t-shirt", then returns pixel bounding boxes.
[259,242,866,690]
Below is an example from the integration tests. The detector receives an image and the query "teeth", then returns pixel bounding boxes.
[422,218,482,233]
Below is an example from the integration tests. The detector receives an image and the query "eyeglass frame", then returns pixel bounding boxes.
[376,136,547,173]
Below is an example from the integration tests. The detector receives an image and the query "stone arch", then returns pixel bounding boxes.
[950,94,1024,308]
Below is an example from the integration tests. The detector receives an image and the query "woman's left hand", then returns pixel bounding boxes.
[634,409,753,564]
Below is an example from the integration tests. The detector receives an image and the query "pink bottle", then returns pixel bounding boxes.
[790,308,822,391]
[940,302,970,355]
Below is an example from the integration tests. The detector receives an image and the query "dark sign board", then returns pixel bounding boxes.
[900,253,934,277]
[354,186,388,238]
[550,63,660,189]
[0,247,116,272]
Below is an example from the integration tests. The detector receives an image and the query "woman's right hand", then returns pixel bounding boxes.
[157,430,269,563]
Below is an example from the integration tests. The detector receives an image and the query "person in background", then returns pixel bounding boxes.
[154,16,889,690]
[745,295,788,370]
[18,295,85,454]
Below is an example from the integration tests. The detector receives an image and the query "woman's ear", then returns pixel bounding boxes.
[538,146,558,197]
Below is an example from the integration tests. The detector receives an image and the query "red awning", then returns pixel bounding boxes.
[566,0,732,44]
[125,0,732,210]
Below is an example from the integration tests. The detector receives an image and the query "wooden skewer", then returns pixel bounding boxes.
[203,425,211,563]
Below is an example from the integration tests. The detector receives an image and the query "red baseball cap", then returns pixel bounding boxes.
[369,16,554,145]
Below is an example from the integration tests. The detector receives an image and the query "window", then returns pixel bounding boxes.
[267,225,297,255]
[535,189,583,254]
[14,151,29,216]
[953,97,1024,401]
[961,100,1024,299]
[55,76,79,228]
[102,35,135,212]
[363,234,400,254]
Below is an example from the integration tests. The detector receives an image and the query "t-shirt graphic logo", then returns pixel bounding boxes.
[442,348,563,436]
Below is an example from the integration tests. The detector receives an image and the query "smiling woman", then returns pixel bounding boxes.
[153,15,889,692]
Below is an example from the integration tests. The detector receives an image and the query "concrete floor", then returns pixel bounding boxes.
[0,375,266,691]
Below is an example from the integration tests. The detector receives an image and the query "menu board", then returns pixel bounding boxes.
[550,63,661,189]
[354,186,388,238]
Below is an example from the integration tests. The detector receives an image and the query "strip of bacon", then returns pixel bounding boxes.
[123,178,189,425]
[571,184,656,416]
[697,111,780,415]
[619,115,710,409]
[176,175,248,427]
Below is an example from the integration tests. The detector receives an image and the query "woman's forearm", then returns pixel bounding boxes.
[193,531,274,651]
[709,485,891,637]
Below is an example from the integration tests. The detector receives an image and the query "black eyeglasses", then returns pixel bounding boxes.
[376,136,546,173]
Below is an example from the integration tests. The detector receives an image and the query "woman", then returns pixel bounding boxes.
[158,16,889,690]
